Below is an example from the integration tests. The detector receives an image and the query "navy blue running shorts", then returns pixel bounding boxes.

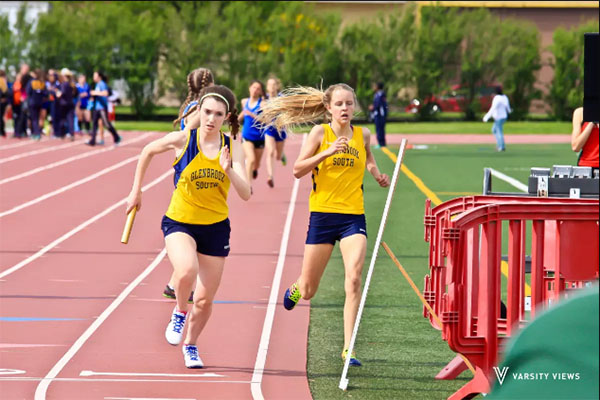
[305,212,367,245]
[242,137,265,149]
[161,215,231,257]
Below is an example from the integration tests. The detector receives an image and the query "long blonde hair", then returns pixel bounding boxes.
[257,83,356,132]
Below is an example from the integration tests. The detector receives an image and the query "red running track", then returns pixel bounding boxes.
[0,132,312,400]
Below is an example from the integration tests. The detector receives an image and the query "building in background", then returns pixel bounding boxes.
[310,1,599,113]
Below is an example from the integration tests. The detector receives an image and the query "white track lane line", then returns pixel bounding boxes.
[105,397,197,400]
[33,248,168,400]
[0,132,156,186]
[0,138,86,164]
[2,377,251,384]
[0,140,39,150]
[251,134,305,399]
[80,371,224,378]
[0,169,172,279]
[0,155,139,218]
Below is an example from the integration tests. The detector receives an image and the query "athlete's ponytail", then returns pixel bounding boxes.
[173,68,214,128]
[257,83,356,132]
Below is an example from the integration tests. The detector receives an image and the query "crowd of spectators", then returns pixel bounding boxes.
[0,63,119,144]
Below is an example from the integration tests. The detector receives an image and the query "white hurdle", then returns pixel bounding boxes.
[339,138,408,391]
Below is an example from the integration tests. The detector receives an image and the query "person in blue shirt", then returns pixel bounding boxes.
[369,82,388,148]
[238,80,266,183]
[76,74,91,135]
[87,71,121,146]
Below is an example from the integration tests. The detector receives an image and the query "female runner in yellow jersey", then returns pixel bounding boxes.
[162,67,215,303]
[258,83,390,366]
[126,85,251,368]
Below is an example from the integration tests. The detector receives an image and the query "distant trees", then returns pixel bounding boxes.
[547,19,598,121]
[158,1,343,107]
[339,5,541,120]
[28,1,162,117]
[4,1,595,120]
[0,6,34,74]
[340,5,414,114]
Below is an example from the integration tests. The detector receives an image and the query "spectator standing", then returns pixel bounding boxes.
[56,68,77,140]
[25,69,47,140]
[571,106,599,172]
[46,69,61,138]
[369,82,388,148]
[76,74,91,135]
[483,86,511,152]
[0,70,10,137]
[88,71,121,146]
[15,69,32,138]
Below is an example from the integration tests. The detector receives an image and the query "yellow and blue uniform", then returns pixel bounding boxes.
[161,128,232,256]
[306,123,368,245]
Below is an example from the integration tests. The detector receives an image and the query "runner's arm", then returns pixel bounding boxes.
[126,130,187,213]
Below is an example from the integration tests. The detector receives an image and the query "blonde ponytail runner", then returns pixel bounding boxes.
[257,85,328,132]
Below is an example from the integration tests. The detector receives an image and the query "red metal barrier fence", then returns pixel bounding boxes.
[422,196,599,399]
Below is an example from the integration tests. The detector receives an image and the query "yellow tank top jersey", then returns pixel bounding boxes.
[309,124,366,214]
[165,129,231,224]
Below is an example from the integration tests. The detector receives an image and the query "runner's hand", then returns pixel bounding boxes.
[326,136,348,156]
[220,145,231,173]
[126,190,142,214]
[376,173,390,187]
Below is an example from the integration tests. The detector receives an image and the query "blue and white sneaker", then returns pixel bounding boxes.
[183,344,204,368]
[165,307,187,345]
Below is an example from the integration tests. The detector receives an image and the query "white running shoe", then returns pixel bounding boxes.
[165,307,187,345]
[182,344,204,368]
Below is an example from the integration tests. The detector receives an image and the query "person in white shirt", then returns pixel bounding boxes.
[483,86,511,152]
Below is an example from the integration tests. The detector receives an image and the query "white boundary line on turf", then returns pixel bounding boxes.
[251,134,305,400]
[0,155,139,218]
[0,169,172,280]
[0,132,155,186]
[339,139,408,391]
[0,138,86,164]
[489,168,528,192]
[33,248,168,400]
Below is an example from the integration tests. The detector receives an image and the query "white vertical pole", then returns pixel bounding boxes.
[339,139,408,390]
